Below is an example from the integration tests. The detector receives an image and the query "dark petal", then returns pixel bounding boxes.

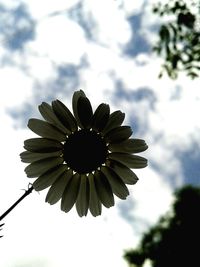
[91,103,110,132]
[61,173,81,213]
[108,138,148,153]
[38,102,69,134]
[102,110,125,135]
[20,150,62,163]
[94,170,114,208]
[33,164,67,191]
[25,157,64,178]
[52,100,77,132]
[100,166,129,200]
[105,126,132,143]
[24,138,63,153]
[45,169,73,204]
[88,173,102,216]
[72,90,86,128]
[108,153,148,169]
[28,119,66,142]
[106,159,139,185]
[77,96,93,129]
[76,174,90,217]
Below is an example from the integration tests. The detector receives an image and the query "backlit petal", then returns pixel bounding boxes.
[105,126,132,143]
[33,164,67,191]
[101,166,129,200]
[38,102,69,134]
[45,169,73,204]
[106,159,139,185]
[52,100,77,132]
[24,138,63,153]
[102,110,125,135]
[94,170,114,208]
[25,157,64,178]
[72,90,86,128]
[28,119,66,141]
[108,138,148,153]
[61,173,81,213]
[20,150,62,163]
[92,103,110,132]
[76,174,90,217]
[108,153,148,169]
[77,96,93,129]
[88,173,102,216]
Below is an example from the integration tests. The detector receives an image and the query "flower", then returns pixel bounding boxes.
[20,90,148,217]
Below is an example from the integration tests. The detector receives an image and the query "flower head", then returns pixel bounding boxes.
[20,90,148,217]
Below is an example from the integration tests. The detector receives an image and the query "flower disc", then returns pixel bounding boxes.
[64,129,108,174]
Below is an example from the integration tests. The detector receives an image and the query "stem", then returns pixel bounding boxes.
[0,185,34,221]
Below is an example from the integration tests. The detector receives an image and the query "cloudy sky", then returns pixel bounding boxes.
[0,0,199,266]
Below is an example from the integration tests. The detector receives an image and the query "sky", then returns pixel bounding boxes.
[0,0,200,266]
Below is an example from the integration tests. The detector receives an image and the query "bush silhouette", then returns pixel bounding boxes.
[124,185,200,267]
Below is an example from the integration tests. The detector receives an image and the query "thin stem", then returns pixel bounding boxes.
[0,185,34,221]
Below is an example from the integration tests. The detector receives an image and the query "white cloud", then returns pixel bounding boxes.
[27,15,87,64]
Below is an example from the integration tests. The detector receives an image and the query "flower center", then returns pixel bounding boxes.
[63,129,108,174]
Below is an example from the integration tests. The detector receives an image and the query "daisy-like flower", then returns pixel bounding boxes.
[20,90,148,217]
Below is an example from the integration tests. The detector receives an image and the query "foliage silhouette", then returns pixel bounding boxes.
[124,185,200,267]
[152,0,200,79]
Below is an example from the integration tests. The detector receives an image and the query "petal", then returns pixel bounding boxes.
[20,150,62,163]
[61,173,81,213]
[52,100,77,132]
[106,159,139,185]
[25,157,64,178]
[108,153,148,169]
[91,103,110,132]
[108,138,148,153]
[72,90,86,128]
[100,166,129,200]
[77,96,93,129]
[28,119,67,142]
[33,164,67,191]
[24,138,63,153]
[38,102,69,134]
[76,174,90,217]
[102,110,125,135]
[105,126,132,143]
[88,173,102,217]
[45,169,73,204]
[94,170,114,208]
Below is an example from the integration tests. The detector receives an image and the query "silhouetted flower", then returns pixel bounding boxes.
[20,90,148,216]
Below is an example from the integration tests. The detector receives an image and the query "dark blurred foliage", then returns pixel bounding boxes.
[124,185,200,267]
[152,0,200,79]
